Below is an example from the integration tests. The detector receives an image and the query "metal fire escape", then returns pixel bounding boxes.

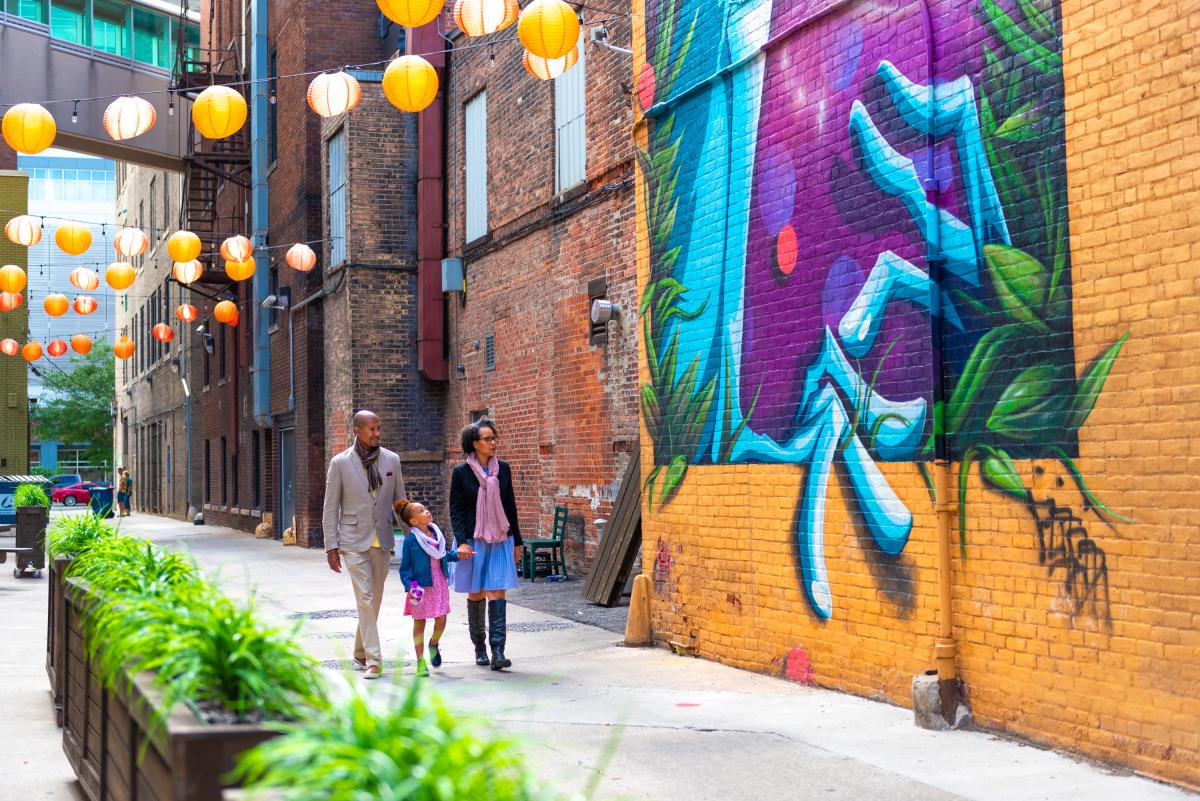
[173,18,249,286]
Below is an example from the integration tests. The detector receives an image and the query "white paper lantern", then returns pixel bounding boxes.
[103,96,157,141]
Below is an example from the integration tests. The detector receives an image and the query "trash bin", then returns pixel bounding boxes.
[89,485,115,519]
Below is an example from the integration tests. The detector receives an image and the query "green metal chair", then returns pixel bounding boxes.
[522,506,568,581]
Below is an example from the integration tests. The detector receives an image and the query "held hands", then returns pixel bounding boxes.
[456,543,475,560]
[326,549,342,573]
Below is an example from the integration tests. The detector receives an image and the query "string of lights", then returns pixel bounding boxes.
[0,12,632,111]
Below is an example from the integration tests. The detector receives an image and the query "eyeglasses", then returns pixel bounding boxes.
[480,436,498,443]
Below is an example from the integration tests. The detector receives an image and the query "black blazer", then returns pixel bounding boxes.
[449,460,523,548]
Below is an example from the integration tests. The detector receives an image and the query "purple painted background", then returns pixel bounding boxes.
[740,0,984,443]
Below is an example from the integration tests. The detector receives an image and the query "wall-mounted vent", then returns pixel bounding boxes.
[588,277,609,345]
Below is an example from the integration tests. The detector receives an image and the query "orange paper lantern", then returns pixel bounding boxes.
[168,230,202,262]
[22,341,42,362]
[113,336,135,360]
[43,293,69,317]
[192,85,248,139]
[47,339,67,357]
[73,296,98,315]
[152,323,175,343]
[454,0,519,36]
[71,334,92,354]
[0,338,18,357]
[56,223,93,256]
[114,227,149,258]
[5,215,42,247]
[523,46,578,80]
[307,72,363,118]
[517,0,579,60]
[214,300,238,324]
[176,303,198,322]
[105,262,137,291]
[285,243,317,272]
[103,96,157,141]
[69,267,100,291]
[382,56,439,113]
[224,257,256,281]
[0,292,23,312]
[0,264,27,294]
[173,260,204,285]
[220,235,253,262]
[377,0,442,27]
[2,103,56,155]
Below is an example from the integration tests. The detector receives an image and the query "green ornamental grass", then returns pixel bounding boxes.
[234,680,553,801]
[14,482,50,510]
[65,531,324,734]
[47,510,116,558]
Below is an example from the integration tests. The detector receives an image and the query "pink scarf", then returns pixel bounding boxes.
[467,454,510,544]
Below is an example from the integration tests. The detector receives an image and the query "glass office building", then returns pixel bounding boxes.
[19,149,117,399]
[3,0,199,71]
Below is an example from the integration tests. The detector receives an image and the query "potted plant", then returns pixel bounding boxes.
[58,534,325,801]
[45,511,116,727]
[13,482,50,578]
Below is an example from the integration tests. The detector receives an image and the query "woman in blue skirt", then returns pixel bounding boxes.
[449,419,522,670]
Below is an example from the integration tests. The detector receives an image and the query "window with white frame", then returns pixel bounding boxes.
[554,35,586,193]
[328,128,347,265]
[464,91,488,243]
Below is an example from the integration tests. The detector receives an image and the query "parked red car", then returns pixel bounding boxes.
[51,482,99,507]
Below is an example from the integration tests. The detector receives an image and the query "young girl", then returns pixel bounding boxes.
[396,499,471,675]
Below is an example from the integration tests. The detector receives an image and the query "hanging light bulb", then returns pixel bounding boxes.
[71,100,79,124]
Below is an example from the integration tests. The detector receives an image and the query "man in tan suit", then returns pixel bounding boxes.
[322,410,406,679]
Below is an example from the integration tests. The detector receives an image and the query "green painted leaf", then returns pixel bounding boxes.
[985,363,1069,440]
[994,101,1045,142]
[1069,332,1128,429]
[984,244,1053,334]
[1050,446,1134,524]
[946,323,1026,435]
[644,465,662,512]
[981,0,1062,74]
[641,384,661,430]
[660,455,688,505]
[979,447,1028,499]
[1017,0,1055,38]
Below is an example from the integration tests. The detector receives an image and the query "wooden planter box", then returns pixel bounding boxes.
[61,578,279,801]
[15,504,48,575]
[47,555,71,727]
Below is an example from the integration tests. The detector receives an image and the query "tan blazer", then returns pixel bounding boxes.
[321,446,406,553]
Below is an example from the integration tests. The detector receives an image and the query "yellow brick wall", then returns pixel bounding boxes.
[634,0,1199,789]
[0,171,30,473]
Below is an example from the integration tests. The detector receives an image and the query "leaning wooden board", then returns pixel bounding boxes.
[581,451,642,607]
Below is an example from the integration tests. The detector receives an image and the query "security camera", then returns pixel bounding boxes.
[195,324,205,334]
[262,294,289,311]
[589,25,609,44]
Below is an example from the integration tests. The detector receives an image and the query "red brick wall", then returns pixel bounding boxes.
[191,0,398,542]
[442,17,639,574]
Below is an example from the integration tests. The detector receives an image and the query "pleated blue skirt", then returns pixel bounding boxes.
[453,536,519,593]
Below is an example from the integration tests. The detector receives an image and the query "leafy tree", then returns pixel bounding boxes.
[33,341,114,469]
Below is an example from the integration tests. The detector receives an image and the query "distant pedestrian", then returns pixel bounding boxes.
[396,499,472,676]
[115,467,130,516]
[123,469,134,515]
[449,419,522,670]
[321,410,407,680]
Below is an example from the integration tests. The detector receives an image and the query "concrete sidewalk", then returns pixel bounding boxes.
[3,512,1194,801]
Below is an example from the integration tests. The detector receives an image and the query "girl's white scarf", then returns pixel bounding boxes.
[412,522,447,561]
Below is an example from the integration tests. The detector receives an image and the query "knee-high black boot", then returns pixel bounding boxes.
[488,599,512,670]
[467,599,489,666]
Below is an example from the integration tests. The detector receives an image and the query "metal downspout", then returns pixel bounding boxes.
[249,0,271,426]
[917,0,960,725]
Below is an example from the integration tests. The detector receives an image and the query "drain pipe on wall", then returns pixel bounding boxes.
[249,0,271,428]
[917,0,965,729]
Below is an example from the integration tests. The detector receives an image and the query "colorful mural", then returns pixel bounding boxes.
[638,0,1128,618]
